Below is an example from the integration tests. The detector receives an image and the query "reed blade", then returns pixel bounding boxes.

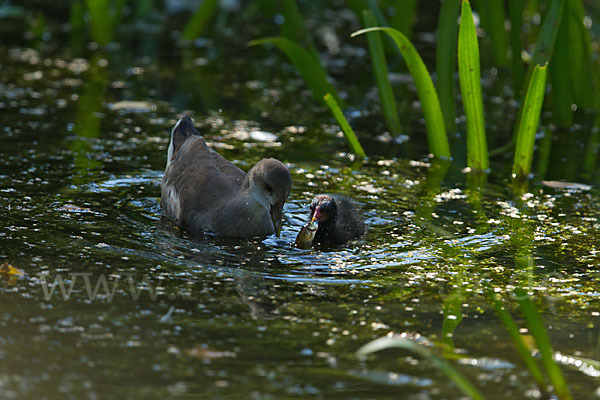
[248,36,346,108]
[357,336,486,400]
[524,0,564,87]
[458,0,488,171]
[508,0,525,93]
[182,0,219,41]
[514,288,573,400]
[388,0,417,37]
[550,6,573,126]
[85,0,112,45]
[352,27,451,159]
[281,0,319,60]
[488,291,546,388]
[361,10,403,136]
[513,63,548,179]
[323,93,366,158]
[476,0,509,66]
[436,0,461,134]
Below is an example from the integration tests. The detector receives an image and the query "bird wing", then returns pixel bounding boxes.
[162,134,247,232]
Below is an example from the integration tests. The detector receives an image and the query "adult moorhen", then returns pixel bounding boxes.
[161,116,291,238]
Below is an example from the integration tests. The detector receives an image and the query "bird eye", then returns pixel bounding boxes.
[265,183,273,193]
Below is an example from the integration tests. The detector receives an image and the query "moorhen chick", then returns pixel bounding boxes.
[161,116,291,238]
[295,194,365,248]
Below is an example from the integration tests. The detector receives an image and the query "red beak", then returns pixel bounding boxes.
[311,206,321,222]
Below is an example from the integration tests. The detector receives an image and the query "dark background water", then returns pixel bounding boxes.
[1,1,600,399]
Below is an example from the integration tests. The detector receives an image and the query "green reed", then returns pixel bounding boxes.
[357,336,485,400]
[248,37,345,108]
[352,27,451,159]
[436,0,461,135]
[182,0,219,41]
[458,0,488,171]
[361,10,403,136]
[83,0,127,45]
[249,37,367,156]
[323,93,366,158]
[513,63,548,179]
[513,288,573,400]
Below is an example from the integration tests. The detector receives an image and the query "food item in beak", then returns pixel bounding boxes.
[294,220,318,249]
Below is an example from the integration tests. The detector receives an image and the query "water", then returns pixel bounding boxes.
[2,3,600,399]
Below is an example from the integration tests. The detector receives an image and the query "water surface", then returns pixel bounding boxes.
[1,3,600,399]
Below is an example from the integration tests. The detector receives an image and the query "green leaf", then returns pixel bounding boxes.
[508,0,525,93]
[488,291,546,387]
[566,0,598,110]
[475,0,508,66]
[549,4,572,126]
[511,0,563,143]
[323,93,366,158]
[441,286,464,356]
[69,1,85,34]
[182,0,219,41]
[436,0,461,134]
[361,10,403,135]
[458,0,488,171]
[281,0,319,60]
[85,0,112,45]
[248,37,346,108]
[388,0,417,37]
[525,0,564,84]
[514,288,573,400]
[357,336,486,400]
[513,63,548,179]
[352,27,450,159]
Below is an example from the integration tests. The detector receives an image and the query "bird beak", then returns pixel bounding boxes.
[311,206,321,223]
[270,202,284,237]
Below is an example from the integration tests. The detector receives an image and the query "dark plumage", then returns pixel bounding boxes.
[161,116,291,238]
[308,194,365,246]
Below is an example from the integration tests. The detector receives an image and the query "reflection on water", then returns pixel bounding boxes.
[1,12,600,400]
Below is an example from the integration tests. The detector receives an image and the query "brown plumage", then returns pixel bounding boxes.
[161,116,291,238]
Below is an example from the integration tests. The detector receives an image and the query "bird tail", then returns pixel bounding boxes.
[166,115,200,168]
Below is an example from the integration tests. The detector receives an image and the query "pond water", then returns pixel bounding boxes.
[1,2,600,399]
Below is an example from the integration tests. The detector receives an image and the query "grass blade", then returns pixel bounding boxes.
[389,0,417,37]
[514,288,573,400]
[357,336,486,400]
[525,0,564,85]
[458,0,488,171]
[566,0,598,110]
[182,0,219,41]
[436,0,461,134]
[508,0,525,93]
[364,0,390,28]
[345,0,367,18]
[488,291,546,388]
[549,3,573,126]
[475,0,508,66]
[535,127,553,179]
[512,0,563,141]
[441,287,464,356]
[361,10,403,135]
[512,63,548,179]
[248,36,346,108]
[281,0,319,60]
[323,93,366,158]
[583,116,600,178]
[351,27,451,159]
[85,0,112,45]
